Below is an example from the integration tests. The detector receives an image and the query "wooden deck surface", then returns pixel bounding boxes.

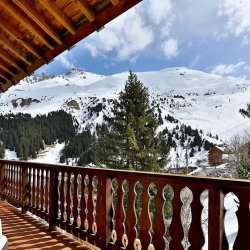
[0,201,91,250]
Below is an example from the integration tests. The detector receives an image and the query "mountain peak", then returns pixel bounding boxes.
[65,67,86,76]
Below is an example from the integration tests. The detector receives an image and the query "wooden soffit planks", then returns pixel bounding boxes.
[0,0,143,92]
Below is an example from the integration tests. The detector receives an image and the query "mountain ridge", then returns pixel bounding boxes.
[0,67,249,141]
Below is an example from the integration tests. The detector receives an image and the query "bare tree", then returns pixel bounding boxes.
[227,133,249,177]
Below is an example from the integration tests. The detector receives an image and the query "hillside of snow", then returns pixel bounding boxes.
[0,67,249,142]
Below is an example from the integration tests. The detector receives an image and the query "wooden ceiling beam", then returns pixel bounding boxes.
[0,17,41,58]
[0,72,14,85]
[39,0,76,35]
[0,34,31,65]
[0,63,15,76]
[0,48,25,73]
[110,0,120,5]
[0,0,53,49]
[12,0,64,46]
[75,0,95,22]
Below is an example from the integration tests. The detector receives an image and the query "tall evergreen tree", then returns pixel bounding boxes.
[0,142,5,159]
[95,71,168,172]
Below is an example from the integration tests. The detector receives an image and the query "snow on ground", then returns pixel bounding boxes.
[28,143,65,164]
[4,149,19,160]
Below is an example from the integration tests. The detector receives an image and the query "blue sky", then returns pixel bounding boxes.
[36,0,250,79]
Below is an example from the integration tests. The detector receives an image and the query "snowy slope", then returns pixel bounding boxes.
[0,67,249,141]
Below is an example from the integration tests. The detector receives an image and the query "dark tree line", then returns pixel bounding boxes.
[60,129,96,165]
[162,124,213,157]
[239,104,250,118]
[0,111,76,160]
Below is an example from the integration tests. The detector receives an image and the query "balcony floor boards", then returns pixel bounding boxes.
[0,200,91,250]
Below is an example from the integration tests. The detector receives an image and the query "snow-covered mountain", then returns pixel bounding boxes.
[1,67,249,142]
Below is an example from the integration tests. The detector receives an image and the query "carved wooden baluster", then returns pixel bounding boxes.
[12,165,15,198]
[4,164,7,195]
[111,178,125,247]
[152,184,165,250]
[44,169,48,214]
[36,168,41,209]
[66,172,71,228]
[11,164,14,196]
[87,175,94,234]
[169,186,184,250]
[7,164,10,195]
[125,179,137,249]
[59,171,65,222]
[15,165,18,199]
[189,188,205,250]
[73,173,78,229]
[5,164,8,195]
[57,172,61,220]
[8,164,11,195]
[10,164,13,197]
[91,176,98,237]
[17,165,20,199]
[139,182,151,250]
[13,165,16,198]
[12,164,15,198]
[80,174,87,233]
[28,167,32,207]
[233,190,250,249]
[2,163,7,195]
[32,168,36,207]
[17,166,21,200]
[40,169,45,212]
[11,164,14,197]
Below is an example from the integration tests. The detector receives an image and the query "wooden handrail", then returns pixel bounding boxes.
[0,160,250,249]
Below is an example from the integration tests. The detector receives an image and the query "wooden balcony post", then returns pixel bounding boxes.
[208,186,224,250]
[21,166,29,214]
[0,161,5,198]
[49,168,59,231]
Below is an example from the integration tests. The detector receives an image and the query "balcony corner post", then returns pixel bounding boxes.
[208,185,225,250]
[21,166,29,214]
[49,168,59,231]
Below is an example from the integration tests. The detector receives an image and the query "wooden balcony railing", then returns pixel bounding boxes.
[0,160,250,250]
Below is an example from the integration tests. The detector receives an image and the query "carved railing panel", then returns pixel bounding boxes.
[0,160,250,249]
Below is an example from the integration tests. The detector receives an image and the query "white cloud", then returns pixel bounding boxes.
[162,39,179,59]
[218,0,250,37]
[84,0,177,63]
[211,62,246,76]
[147,0,173,25]
[55,51,75,70]
[84,9,154,62]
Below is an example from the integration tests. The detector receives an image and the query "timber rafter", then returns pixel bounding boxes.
[0,0,143,92]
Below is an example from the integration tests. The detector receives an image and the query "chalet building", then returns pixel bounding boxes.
[208,146,229,166]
